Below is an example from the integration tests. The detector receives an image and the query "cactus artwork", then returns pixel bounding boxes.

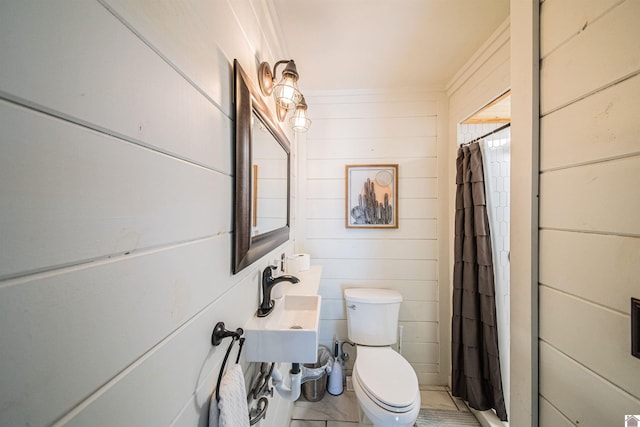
[346,165,398,228]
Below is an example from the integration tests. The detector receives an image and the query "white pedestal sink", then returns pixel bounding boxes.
[244,294,321,363]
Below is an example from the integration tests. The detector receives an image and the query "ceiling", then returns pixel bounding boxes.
[462,90,511,123]
[270,0,509,93]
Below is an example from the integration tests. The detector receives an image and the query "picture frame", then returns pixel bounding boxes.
[345,164,398,228]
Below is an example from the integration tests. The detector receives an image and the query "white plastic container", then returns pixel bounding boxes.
[327,358,343,395]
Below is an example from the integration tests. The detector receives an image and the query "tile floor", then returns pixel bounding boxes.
[290,384,473,426]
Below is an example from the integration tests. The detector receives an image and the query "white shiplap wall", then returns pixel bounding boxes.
[0,1,296,426]
[297,90,447,385]
[538,0,640,425]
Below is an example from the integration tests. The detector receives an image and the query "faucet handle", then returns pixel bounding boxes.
[269,263,284,279]
[269,263,281,277]
[262,265,276,280]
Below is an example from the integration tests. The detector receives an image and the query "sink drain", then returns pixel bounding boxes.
[290,325,303,329]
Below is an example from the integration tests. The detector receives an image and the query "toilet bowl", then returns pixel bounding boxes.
[352,346,420,426]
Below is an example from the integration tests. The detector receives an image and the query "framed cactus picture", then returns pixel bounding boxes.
[345,164,398,228]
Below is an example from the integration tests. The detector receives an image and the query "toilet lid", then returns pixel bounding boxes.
[354,347,418,411]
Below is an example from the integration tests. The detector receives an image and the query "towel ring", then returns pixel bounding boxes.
[211,322,245,402]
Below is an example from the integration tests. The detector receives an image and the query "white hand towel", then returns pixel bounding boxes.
[209,365,250,427]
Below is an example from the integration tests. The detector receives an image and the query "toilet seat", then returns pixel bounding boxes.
[353,346,419,413]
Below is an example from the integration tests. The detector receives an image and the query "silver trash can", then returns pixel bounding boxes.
[301,346,333,402]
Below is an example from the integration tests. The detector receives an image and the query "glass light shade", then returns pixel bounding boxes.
[290,106,311,132]
[273,74,302,110]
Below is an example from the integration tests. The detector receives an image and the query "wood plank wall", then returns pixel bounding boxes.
[0,2,295,426]
[538,0,640,425]
[298,90,447,385]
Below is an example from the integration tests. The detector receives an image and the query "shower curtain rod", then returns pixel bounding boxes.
[462,123,511,146]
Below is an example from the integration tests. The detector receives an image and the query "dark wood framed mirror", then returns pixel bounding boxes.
[233,59,291,273]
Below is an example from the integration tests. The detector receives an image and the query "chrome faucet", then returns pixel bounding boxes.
[257,265,299,317]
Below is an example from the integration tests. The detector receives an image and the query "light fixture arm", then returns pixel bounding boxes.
[273,59,294,78]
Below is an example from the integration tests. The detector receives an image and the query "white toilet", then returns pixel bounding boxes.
[344,288,421,427]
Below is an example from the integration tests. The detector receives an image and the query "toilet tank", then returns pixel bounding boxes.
[344,288,402,346]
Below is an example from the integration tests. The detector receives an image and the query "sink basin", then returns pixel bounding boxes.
[244,294,321,363]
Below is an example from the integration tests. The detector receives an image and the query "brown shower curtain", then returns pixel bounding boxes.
[451,142,507,421]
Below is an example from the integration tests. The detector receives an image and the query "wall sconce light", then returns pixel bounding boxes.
[258,59,311,132]
[259,60,302,110]
[290,96,311,132]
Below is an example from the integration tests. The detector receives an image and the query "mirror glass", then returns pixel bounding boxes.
[233,60,291,273]
[251,112,288,236]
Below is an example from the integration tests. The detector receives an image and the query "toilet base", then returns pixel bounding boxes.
[354,401,419,427]
[352,371,420,427]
